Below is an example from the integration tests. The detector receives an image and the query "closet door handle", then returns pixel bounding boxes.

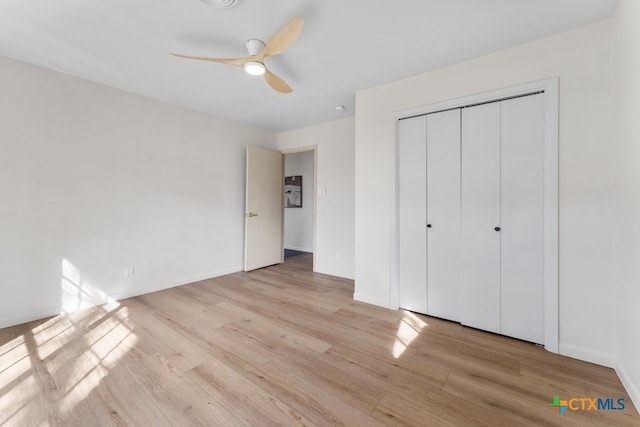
[494,226,501,232]
[427,224,432,228]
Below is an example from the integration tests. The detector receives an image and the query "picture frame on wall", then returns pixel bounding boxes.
[285,175,302,208]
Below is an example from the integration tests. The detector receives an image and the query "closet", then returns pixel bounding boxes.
[398,92,545,345]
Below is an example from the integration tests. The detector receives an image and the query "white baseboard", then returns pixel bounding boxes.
[0,266,242,329]
[284,245,313,253]
[314,266,354,281]
[353,292,392,309]
[559,342,614,368]
[616,363,640,415]
[109,266,242,301]
[0,306,61,329]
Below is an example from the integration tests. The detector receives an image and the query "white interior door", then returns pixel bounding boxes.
[398,116,427,313]
[244,146,283,271]
[460,102,501,334]
[500,94,545,344]
[426,109,461,321]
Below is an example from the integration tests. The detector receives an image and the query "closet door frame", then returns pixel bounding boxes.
[391,78,558,353]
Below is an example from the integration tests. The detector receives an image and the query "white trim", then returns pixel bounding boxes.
[109,267,242,301]
[542,79,559,354]
[284,245,314,253]
[389,114,401,310]
[280,145,317,155]
[391,77,559,354]
[0,266,242,329]
[616,363,640,415]
[354,291,393,309]
[392,79,557,120]
[0,307,61,329]
[559,343,614,368]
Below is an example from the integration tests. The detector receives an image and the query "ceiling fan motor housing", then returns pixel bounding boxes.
[246,39,266,56]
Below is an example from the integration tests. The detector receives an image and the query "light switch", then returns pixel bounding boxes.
[124,265,134,279]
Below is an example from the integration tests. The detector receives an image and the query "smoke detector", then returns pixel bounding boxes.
[200,0,240,8]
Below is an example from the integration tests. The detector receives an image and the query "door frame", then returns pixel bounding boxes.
[390,78,559,353]
[281,145,318,272]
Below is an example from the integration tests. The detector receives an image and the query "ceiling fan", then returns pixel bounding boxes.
[171,16,304,94]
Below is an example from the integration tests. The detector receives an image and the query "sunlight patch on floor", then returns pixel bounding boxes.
[392,311,428,359]
[0,260,139,425]
[35,315,77,360]
[59,306,137,415]
[0,336,33,425]
[0,374,40,426]
[0,335,28,376]
[0,346,31,388]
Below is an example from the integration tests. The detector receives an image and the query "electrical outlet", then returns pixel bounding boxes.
[335,252,341,261]
[124,265,134,279]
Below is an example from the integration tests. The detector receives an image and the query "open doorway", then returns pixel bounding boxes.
[283,149,316,271]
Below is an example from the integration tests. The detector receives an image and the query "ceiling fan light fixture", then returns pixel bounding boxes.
[172,15,302,93]
[244,61,266,76]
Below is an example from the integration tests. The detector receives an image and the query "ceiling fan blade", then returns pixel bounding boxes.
[171,52,252,66]
[262,16,304,58]
[264,69,293,93]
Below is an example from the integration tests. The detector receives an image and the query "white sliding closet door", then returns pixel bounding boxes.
[398,116,427,313]
[426,109,461,321]
[500,94,545,344]
[460,102,501,334]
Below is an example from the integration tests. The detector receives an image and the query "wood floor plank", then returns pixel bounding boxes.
[411,334,522,377]
[320,346,448,401]
[118,298,212,372]
[236,355,388,427]
[372,392,468,427]
[520,356,630,394]
[126,353,247,427]
[91,363,171,427]
[0,253,637,426]
[275,348,387,414]
[185,357,314,426]
[213,301,332,357]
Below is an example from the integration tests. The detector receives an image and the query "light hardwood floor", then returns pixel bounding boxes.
[1,254,638,426]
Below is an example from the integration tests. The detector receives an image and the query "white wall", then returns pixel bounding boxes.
[354,22,615,366]
[284,151,314,252]
[0,55,276,328]
[612,0,640,412]
[277,117,355,279]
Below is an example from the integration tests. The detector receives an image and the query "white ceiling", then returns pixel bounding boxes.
[0,0,618,132]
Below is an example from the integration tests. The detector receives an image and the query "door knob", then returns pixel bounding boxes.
[495,226,501,231]
[246,212,258,218]
[426,224,432,228]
